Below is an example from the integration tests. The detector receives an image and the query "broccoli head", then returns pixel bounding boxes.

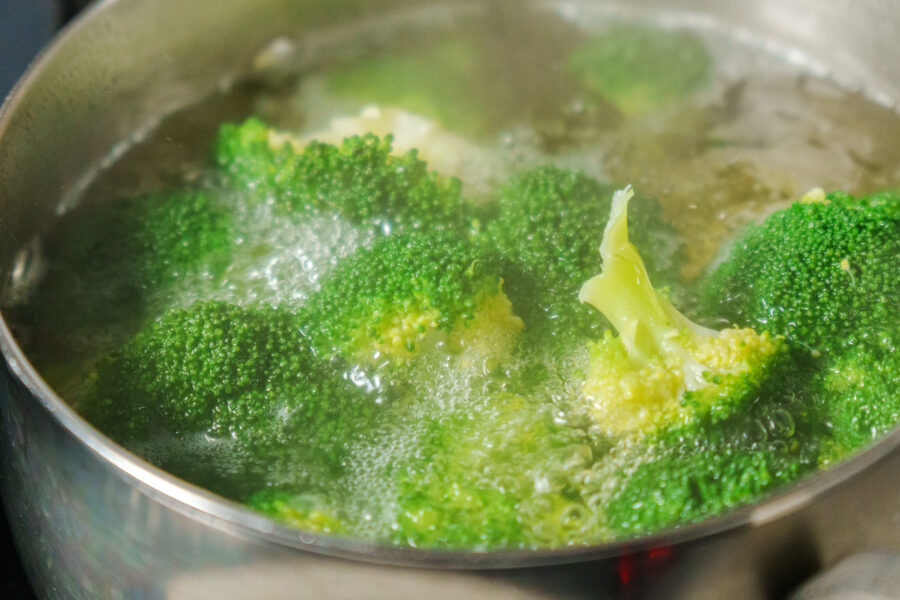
[604,444,803,537]
[577,186,824,536]
[602,377,821,538]
[567,23,712,116]
[701,189,900,355]
[388,392,599,549]
[815,335,900,456]
[486,166,681,343]
[300,231,523,365]
[215,118,467,234]
[287,106,507,199]
[248,392,599,548]
[29,189,233,338]
[578,186,787,436]
[82,301,384,494]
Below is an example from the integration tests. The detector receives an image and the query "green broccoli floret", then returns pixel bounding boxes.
[699,188,900,464]
[567,23,712,116]
[486,166,681,343]
[215,118,466,234]
[701,190,900,355]
[326,38,495,137]
[601,368,821,537]
[604,444,803,537]
[81,301,384,494]
[30,189,233,337]
[300,231,522,365]
[816,336,900,456]
[389,392,598,549]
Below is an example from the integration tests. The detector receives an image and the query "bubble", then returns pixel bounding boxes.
[766,408,796,438]
[170,196,375,309]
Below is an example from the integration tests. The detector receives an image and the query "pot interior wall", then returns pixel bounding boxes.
[1,0,900,581]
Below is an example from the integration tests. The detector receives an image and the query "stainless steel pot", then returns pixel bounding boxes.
[2,1,900,598]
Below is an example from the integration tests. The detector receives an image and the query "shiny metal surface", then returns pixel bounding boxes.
[1,1,900,598]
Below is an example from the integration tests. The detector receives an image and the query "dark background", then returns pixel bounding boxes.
[1,3,91,598]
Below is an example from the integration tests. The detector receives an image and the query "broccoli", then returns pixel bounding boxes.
[699,188,900,463]
[325,38,496,137]
[815,335,900,456]
[575,186,822,534]
[246,490,348,535]
[567,23,712,116]
[486,166,681,344]
[300,230,523,365]
[577,186,791,436]
[388,392,600,549]
[214,118,467,234]
[81,301,385,495]
[600,365,821,537]
[247,392,599,547]
[288,106,507,199]
[700,189,900,356]
[604,445,804,536]
[28,189,233,340]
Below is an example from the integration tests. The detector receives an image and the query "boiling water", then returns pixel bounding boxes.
[6,2,900,547]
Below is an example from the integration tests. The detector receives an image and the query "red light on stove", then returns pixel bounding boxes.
[616,546,674,585]
[616,554,635,585]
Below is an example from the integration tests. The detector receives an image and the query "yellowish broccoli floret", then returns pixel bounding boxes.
[302,231,523,370]
[450,288,524,369]
[366,297,442,359]
[358,286,522,366]
[579,186,785,436]
[246,491,347,535]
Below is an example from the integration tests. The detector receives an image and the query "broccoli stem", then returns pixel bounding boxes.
[579,186,715,389]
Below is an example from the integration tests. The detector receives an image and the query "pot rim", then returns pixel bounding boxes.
[2,0,900,571]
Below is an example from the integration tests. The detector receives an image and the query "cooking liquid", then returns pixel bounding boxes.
[6,2,900,548]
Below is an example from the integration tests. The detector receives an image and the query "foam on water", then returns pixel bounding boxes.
[169,193,375,309]
[304,338,641,547]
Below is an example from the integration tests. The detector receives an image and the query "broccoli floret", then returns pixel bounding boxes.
[215,118,467,234]
[700,188,900,462]
[30,189,233,337]
[389,392,598,549]
[605,445,802,536]
[287,106,506,199]
[701,190,900,355]
[816,336,900,456]
[247,393,597,548]
[486,166,681,343]
[601,369,821,537]
[582,328,789,436]
[326,38,495,137]
[300,231,523,365]
[246,490,348,535]
[567,23,712,116]
[602,376,822,537]
[82,301,383,493]
[578,186,787,436]
[577,186,822,536]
